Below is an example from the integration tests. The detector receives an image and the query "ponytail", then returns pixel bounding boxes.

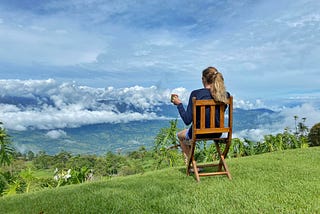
[202,67,227,103]
[210,72,227,103]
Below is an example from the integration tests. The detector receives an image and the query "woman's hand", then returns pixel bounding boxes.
[171,94,182,105]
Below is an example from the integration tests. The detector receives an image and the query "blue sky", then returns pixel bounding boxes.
[1,0,320,146]
[0,0,320,102]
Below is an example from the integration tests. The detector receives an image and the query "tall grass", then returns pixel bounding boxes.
[1,147,319,213]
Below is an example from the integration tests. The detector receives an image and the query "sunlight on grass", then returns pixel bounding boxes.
[1,147,319,213]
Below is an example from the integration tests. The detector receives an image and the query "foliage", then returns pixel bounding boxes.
[0,173,8,196]
[53,168,72,187]
[0,147,319,213]
[228,116,310,158]
[53,167,94,187]
[105,151,127,175]
[153,120,181,168]
[0,116,315,197]
[308,122,320,147]
[19,168,37,193]
[0,123,14,167]
[33,151,54,169]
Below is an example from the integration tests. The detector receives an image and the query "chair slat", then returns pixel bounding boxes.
[220,104,224,128]
[210,106,215,128]
[200,106,206,129]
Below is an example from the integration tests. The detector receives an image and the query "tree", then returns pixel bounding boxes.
[33,151,53,169]
[0,122,14,167]
[105,151,127,175]
[308,123,320,147]
[27,151,35,161]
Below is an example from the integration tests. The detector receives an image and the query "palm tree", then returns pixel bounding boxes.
[294,115,299,136]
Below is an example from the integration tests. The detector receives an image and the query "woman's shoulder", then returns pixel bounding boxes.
[191,88,209,93]
[190,88,212,100]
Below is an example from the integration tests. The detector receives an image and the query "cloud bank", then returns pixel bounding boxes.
[0,0,319,100]
[0,79,319,143]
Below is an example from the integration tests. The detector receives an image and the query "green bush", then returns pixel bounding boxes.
[308,122,320,146]
[0,173,8,196]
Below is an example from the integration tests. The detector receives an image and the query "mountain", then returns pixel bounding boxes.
[0,82,287,155]
[7,106,279,155]
[233,108,280,130]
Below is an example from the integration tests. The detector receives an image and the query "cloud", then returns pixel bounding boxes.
[0,79,175,130]
[0,79,265,131]
[0,7,105,67]
[1,79,319,134]
[276,103,320,130]
[1,0,320,102]
[46,130,67,139]
[234,103,320,142]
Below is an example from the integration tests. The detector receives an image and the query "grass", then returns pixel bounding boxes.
[1,147,320,213]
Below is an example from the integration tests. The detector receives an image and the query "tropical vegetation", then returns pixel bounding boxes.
[0,115,319,199]
[0,147,319,213]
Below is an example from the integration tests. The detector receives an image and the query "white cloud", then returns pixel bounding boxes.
[233,129,269,142]
[1,79,319,134]
[0,80,173,130]
[0,0,320,101]
[234,103,320,142]
[46,130,67,139]
[277,103,320,130]
[1,104,161,131]
[0,14,105,66]
[233,98,267,110]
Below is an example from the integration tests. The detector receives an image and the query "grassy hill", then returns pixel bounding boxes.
[1,147,319,213]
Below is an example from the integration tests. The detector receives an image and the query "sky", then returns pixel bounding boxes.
[0,0,320,142]
[0,0,319,100]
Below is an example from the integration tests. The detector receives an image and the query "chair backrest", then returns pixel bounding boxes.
[192,96,233,141]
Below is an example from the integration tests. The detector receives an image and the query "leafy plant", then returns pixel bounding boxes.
[153,120,181,168]
[0,122,14,167]
[0,173,8,196]
[308,122,320,147]
[19,168,37,193]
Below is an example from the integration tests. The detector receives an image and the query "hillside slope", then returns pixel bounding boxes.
[1,147,319,213]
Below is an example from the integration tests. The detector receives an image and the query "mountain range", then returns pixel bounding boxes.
[1,80,315,155]
[6,104,278,155]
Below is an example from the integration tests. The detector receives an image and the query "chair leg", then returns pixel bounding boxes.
[186,144,194,176]
[215,142,223,172]
[187,140,232,181]
[192,157,200,182]
[215,141,232,180]
[187,141,200,181]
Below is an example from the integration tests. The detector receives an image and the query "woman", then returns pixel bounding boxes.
[171,66,229,163]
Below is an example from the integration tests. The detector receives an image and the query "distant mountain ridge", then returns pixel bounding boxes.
[1,81,318,155]
[5,104,279,155]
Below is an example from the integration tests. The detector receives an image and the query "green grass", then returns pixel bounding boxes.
[1,147,320,213]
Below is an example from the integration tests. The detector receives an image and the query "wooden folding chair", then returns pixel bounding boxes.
[187,96,233,182]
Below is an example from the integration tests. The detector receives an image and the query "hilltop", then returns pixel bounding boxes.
[1,147,319,213]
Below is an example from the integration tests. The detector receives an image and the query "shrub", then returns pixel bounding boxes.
[0,173,8,196]
[308,123,320,147]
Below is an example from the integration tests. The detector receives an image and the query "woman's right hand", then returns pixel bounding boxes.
[171,94,181,105]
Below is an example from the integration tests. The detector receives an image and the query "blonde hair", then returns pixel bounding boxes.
[202,67,228,103]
